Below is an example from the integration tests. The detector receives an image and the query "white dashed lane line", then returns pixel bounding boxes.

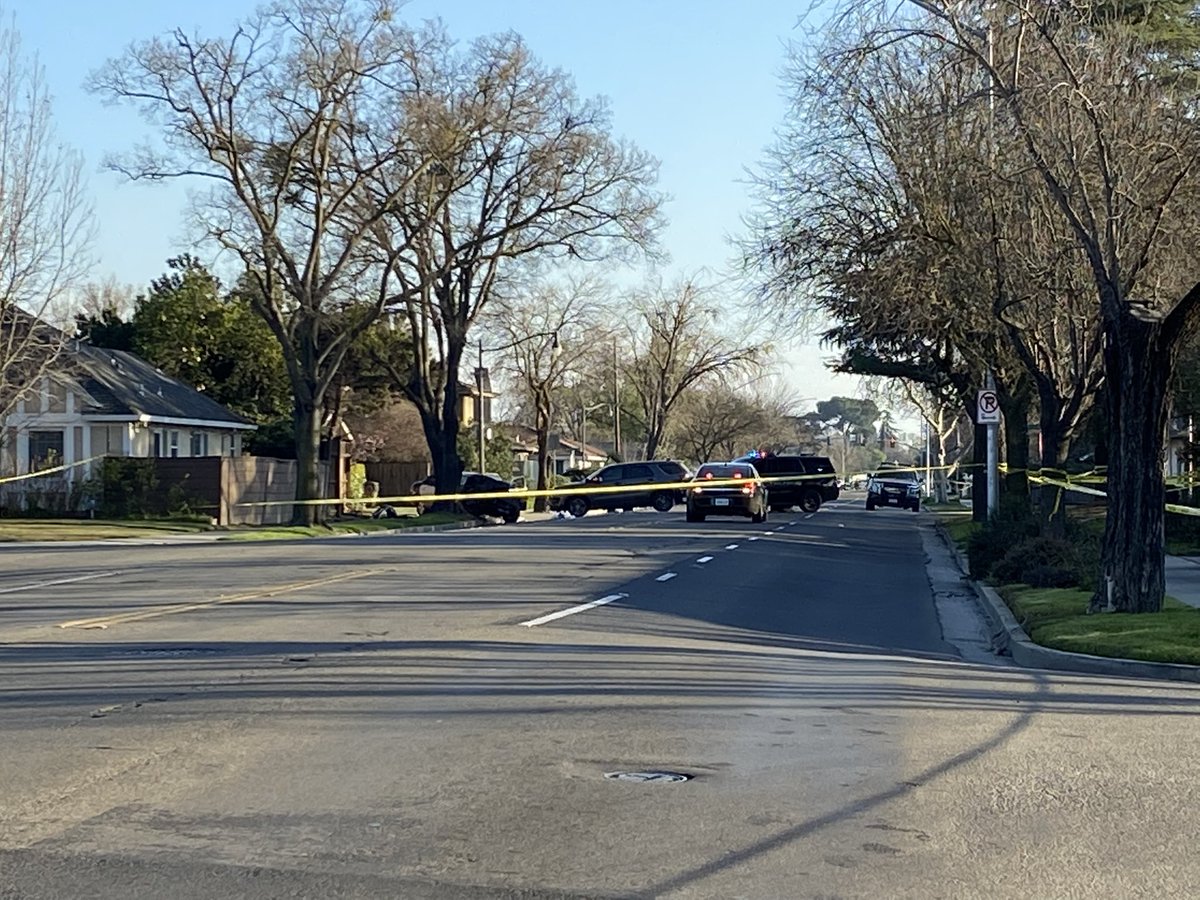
[773,526,785,532]
[697,556,714,564]
[805,514,815,519]
[656,572,678,582]
[749,537,760,542]
[0,571,121,594]
[725,544,739,550]
[520,593,628,627]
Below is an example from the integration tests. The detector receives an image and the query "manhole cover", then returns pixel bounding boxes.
[604,771,692,783]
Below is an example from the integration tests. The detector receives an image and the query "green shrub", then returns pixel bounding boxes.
[98,458,159,518]
[993,536,1080,588]
[967,497,1038,579]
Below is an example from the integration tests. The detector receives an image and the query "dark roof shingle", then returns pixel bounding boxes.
[68,344,253,428]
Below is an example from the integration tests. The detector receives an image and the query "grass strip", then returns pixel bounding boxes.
[999,584,1200,666]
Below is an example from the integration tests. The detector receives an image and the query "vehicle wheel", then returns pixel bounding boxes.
[566,497,589,519]
[866,499,876,511]
[686,511,705,523]
[502,505,521,524]
[651,492,675,513]
[910,502,920,513]
[800,491,821,513]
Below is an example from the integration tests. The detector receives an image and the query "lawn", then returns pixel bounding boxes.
[0,518,215,542]
[933,508,977,549]
[1000,584,1200,666]
[0,511,474,543]
[216,511,473,541]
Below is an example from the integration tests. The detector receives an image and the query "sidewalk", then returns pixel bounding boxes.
[1165,555,1200,609]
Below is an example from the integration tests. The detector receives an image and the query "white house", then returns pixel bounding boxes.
[509,426,609,486]
[1,343,257,484]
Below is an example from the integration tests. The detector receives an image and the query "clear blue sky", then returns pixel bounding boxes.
[14,0,859,406]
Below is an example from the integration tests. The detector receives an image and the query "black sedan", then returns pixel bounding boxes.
[686,462,768,523]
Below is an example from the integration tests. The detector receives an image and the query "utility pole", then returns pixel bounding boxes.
[612,339,622,461]
[477,339,486,475]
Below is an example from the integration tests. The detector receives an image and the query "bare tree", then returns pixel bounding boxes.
[76,275,136,320]
[880,2,1200,611]
[90,0,438,524]
[366,26,664,499]
[625,277,763,460]
[490,277,609,510]
[668,376,801,466]
[0,12,92,444]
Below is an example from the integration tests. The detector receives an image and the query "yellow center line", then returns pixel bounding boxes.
[57,568,390,630]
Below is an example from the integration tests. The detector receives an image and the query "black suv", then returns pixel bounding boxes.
[732,453,840,513]
[866,467,921,512]
[554,460,688,518]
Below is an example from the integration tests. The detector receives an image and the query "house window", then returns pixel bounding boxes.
[28,430,64,472]
[153,430,163,457]
[169,430,180,458]
[190,432,208,456]
[91,425,125,456]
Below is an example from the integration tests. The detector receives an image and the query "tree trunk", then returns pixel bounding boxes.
[933,424,950,504]
[1001,385,1030,506]
[1036,389,1072,537]
[644,424,662,461]
[534,404,551,513]
[292,397,323,526]
[1092,316,1176,614]
[416,405,462,512]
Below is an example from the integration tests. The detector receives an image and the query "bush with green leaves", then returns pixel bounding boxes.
[98,458,159,518]
[993,536,1081,588]
[967,497,1039,579]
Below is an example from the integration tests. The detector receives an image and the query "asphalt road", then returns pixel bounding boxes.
[2,500,1200,899]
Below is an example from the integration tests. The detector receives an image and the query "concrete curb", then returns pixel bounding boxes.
[934,520,1200,684]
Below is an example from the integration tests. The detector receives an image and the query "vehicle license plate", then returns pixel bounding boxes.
[714,498,730,506]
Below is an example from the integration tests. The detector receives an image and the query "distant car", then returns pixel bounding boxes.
[459,472,522,524]
[866,467,921,512]
[732,453,840,513]
[412,472,506,513]
[554,460,689,518]
[686,462,768,523]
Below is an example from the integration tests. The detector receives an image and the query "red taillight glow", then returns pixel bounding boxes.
[692,486,703,494]
[741,484,753,494]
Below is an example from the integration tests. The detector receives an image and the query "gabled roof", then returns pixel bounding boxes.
[67,344,254,428]
[508,423,607,458]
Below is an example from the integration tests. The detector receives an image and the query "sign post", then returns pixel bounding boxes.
[977,380,1001,519]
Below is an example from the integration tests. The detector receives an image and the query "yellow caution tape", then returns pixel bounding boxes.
[0,455,106,486]
[235,468,863,509]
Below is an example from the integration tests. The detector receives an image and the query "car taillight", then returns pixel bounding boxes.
[741,484,753,494]
[692,486,703,494]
